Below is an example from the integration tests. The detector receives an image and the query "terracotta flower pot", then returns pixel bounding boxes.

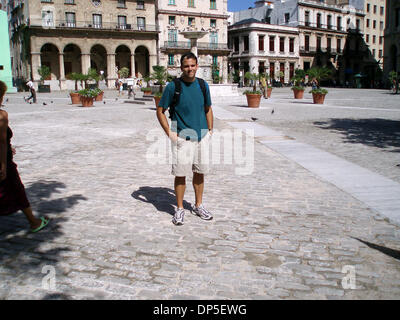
[154,96,161,108]
[293,88,305,99]
[143,90,152,96]
[95,91,104,101]
[312,93,326,104]
[245,93,262,108]
[80,96,94,107]
[267,87,272,98]
[70,92,81,104]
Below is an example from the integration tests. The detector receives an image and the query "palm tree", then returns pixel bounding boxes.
[306,67,332,88]
[151,65,168,93]
[244,72,259,92]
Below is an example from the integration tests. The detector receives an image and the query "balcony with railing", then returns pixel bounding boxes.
[28,19,159,32]
[300,46,342,55]
[162,41,230,51]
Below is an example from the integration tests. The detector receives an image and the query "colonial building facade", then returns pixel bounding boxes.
[228,0,385,87]
[8,0,158,90]
[383,0,400,79]
[157,0,230,82]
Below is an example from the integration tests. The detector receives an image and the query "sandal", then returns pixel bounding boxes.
[30,217,49,233]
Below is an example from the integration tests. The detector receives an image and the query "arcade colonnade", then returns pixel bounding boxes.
[30,36,157,90]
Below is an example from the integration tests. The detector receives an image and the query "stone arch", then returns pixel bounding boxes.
[90,44,107,77]
[115,45,132,77]
[134,45,149,77]
[40,43,60,80]
[63,43,82,76]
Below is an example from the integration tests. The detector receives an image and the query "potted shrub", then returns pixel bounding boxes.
[38,65,51,92]
[151,65,168,107]
[243,72,262,108]
[67,72,84,104]
[78,88,97,107]
[142,74,153,96]
[291,69,306,99]
[92,87,104,101]
[307,67,332,104]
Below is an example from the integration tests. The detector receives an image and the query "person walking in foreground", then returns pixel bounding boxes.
[0,81,49,232]
[156,53,214,226]
[25,80,37,103]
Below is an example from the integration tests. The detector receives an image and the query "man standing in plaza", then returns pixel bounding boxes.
[156,52,213,226]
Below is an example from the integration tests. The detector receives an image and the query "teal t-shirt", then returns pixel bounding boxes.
[159,78,212,141]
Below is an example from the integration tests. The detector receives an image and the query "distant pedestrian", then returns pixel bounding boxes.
[25,80,36,103]
[0,81,49,232]
[119,81,123,96]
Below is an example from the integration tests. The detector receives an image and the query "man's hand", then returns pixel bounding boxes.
[169,130,178,142]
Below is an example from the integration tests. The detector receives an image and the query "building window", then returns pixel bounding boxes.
[305,35,309,51]
[65,12,76,27]
[373,20,376,29]
[269,36,275,52]
[188,17,195,26]
[284,13,290,24]
[42,10,54,26]
[210,19,216,28]
[337,16,342,31]
[168,29,177,44]
[327,38,331,51]
[118,15,127,29]
[327,15,332,29]
[188,0,195,8]
[41,0,52,2]
[356,19,360,30]
[117,0,126,8]
[372,49,376,57]
[317,13,321,28]
[243,35,249,51]
[137,1,144,10]
[210,32,218,48]
[366,34,369,43]
[289,38,294,53]
[258,35,264,51]
[380,7,384,16]
[234,37,239,52]
[65,0,75,4]
[168,54,174,66]
[169,16,175,25]
[210,0,216,9]
[373,35,376,43]
[337,38,341,53]
[305,11,310,27]
[137,17,145,30]
[270,62,275,79]
[259,61,265,75]
[379,36,383,45]
[213,56,218,66]
[168,0,175,4]
[317,36,321,51]
[373,5,377,14]
[379,50,382,58]
[279,37,285,52]
[380,21,384,30]
[367,4,370,13]
[93,14,102,28]
[366,19,370,28]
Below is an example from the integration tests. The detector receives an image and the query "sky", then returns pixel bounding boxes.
[228,0,256,12]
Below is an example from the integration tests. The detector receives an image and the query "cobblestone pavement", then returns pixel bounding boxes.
[0,89,399,300]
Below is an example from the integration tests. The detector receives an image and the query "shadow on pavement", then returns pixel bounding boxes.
[314,118,400,152]
[352,237,400,261]
[131,186,192,216]
[0,180,87,299]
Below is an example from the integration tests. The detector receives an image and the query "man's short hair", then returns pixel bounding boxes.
[180,52,198,66]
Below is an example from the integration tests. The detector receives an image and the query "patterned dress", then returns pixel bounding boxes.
[0,127,30,215]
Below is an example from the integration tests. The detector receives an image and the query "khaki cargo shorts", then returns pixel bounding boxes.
[171,132,212,177]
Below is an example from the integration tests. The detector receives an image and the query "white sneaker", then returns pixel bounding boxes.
[192,204,213,220]
[172,208,185,226]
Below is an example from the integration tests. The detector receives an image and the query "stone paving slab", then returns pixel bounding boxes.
[0,89,399,300]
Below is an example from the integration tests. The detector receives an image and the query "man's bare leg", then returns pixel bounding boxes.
[174,176,186,208]
[193,172,204,207]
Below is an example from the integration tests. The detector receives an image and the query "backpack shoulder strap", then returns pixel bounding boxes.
[196,77,208,107]
[169,78,182,119]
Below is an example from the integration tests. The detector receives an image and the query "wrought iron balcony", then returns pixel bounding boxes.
[28,19,159,32]
[162,41,230,51]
